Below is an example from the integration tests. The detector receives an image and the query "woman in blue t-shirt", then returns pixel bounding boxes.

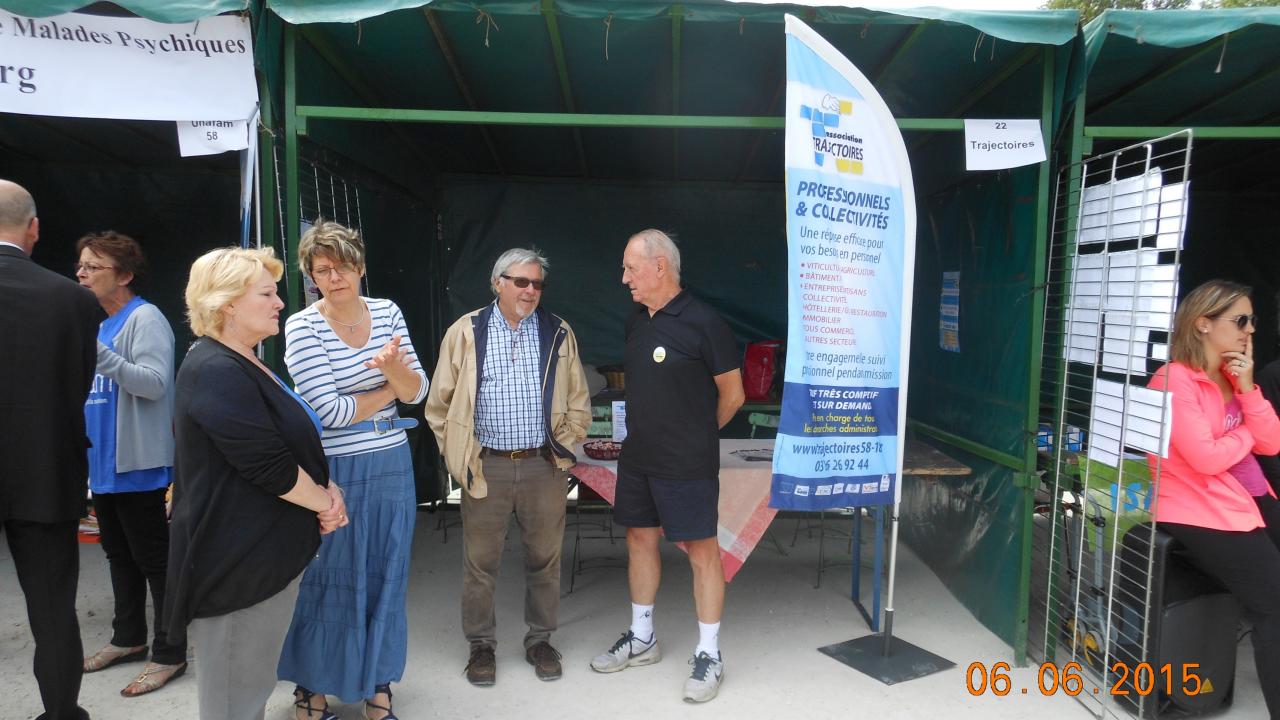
[76,232,185,696]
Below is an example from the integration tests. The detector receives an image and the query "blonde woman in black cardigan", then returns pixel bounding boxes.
[164,247,348,720]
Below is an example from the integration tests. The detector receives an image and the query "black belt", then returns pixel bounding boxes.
[481,446,548,460]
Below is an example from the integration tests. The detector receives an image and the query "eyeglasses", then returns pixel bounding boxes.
[312,262,358,279]
[1216,314,1258,330]
[501,274,546,291]
[74,262,115,274]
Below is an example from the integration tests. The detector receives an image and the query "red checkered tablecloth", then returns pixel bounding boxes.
[571,439,778,582]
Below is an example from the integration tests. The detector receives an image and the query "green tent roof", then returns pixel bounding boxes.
[265,1,1080,197]
[266,0,1078,46]
[1082,8,1280,128]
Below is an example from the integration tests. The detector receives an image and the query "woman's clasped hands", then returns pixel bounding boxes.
[318,483,350,535]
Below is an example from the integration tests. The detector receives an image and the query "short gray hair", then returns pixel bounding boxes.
[630,229,681,283]
[490,247,550,294]
[0,179,36,230]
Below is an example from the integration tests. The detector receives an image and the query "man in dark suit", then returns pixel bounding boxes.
[0,179,104,720]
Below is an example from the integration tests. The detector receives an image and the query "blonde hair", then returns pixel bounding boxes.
[297,220,366,277]
[1170,279,1252,371]
[185,246,284,338]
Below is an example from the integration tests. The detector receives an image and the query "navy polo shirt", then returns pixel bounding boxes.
[619,289,740,478]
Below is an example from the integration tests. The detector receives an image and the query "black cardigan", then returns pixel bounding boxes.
[163,338,328,645]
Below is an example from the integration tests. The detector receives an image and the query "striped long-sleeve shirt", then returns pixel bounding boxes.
[284,297,429,457]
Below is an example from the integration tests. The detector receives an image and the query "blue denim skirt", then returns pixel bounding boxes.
[277,441,416,701]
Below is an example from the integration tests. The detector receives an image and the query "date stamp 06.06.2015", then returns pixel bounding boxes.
[965,661,1208,698]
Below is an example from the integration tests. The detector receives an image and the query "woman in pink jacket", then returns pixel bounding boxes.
[1150,279,1280,715]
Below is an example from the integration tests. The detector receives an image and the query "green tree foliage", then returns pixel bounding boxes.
[1201,0,1280,7]
[1042,0,1193,25]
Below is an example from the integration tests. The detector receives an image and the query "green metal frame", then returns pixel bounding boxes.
[275,17,1064,664]
[283,23,303,314]
[1013,45,1058,668]
[296,26,436,172]
[257,68,282,368]
[293,105,967,131]
[1044,26,1280,672]
[423,9,504,173]
[671,4,684,176]
[1085,125,1280,139]
[872,22,930,85]
[908,420,1023,472]
[539,0,588,176]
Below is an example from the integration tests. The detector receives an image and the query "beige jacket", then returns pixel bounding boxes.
[425,303,591,499]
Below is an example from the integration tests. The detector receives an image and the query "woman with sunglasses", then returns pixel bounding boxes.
[1148,279,1280,715]
[277,221,428,720]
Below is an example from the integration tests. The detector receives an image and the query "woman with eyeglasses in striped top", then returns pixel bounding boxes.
[277,220,428,720]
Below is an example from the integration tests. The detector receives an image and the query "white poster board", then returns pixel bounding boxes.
[0,13,256,121]
[964,119,1046,171]
[177,119,251,157]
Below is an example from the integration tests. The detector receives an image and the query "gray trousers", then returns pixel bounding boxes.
[461,453,566,650]
[190,574,303,720]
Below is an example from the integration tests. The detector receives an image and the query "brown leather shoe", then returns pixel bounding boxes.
[465,646,496,686]
[525,641,563,681]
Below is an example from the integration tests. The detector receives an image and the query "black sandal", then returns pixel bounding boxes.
[363,683,400,720]
[293,686,338,720]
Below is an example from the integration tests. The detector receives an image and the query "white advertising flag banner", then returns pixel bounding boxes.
[771,15,916,511]
[964,119,1046,171]
[177,119,250,157]
[0,12,256,121]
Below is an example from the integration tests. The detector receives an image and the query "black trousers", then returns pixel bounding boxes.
[1162,519,1280,719]
[1255,494,1280,551]
[93,488,185,665]
[2,518,89,720]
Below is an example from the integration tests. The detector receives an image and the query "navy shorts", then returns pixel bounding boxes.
[613,464,718,542]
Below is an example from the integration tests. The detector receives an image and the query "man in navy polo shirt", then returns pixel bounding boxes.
[589,229,744,703]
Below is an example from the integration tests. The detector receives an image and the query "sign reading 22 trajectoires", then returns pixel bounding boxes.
[770,15,916,511]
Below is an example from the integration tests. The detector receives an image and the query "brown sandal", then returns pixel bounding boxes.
[84,644,147,673]
[120,661,187,697]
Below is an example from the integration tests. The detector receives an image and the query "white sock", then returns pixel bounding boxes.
[630,603,655,643]
[696,621,720,657]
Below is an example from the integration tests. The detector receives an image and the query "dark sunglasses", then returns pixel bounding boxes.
[501,274,546,291]
[1217,314,1257,330]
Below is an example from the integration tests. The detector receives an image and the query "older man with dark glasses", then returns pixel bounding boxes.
[426,247,590,687]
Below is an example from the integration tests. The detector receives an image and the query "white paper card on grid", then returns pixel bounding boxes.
[963,119,1046,171]
[611,401,627,443]
[177,119,249,157]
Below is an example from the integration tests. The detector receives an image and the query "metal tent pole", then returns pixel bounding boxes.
[882,500,901,656]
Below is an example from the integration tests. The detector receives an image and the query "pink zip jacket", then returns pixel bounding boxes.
[1147,361,1280,531]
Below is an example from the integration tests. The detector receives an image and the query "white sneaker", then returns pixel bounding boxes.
[683,651,724,703]
[590,631,662,673]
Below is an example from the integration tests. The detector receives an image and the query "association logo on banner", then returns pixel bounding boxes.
[803,94,864,175]
[770,15,916,512]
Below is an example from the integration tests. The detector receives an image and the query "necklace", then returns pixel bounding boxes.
[324,300,366,333]
[220,337,271,374]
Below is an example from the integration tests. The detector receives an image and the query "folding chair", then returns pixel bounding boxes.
[567,474,624,593]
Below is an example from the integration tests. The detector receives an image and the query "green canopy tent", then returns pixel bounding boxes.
[0,0,1085,662]
[1077,8,1280,334]
[253,0,1086,662]
[1028,8,1280,691]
